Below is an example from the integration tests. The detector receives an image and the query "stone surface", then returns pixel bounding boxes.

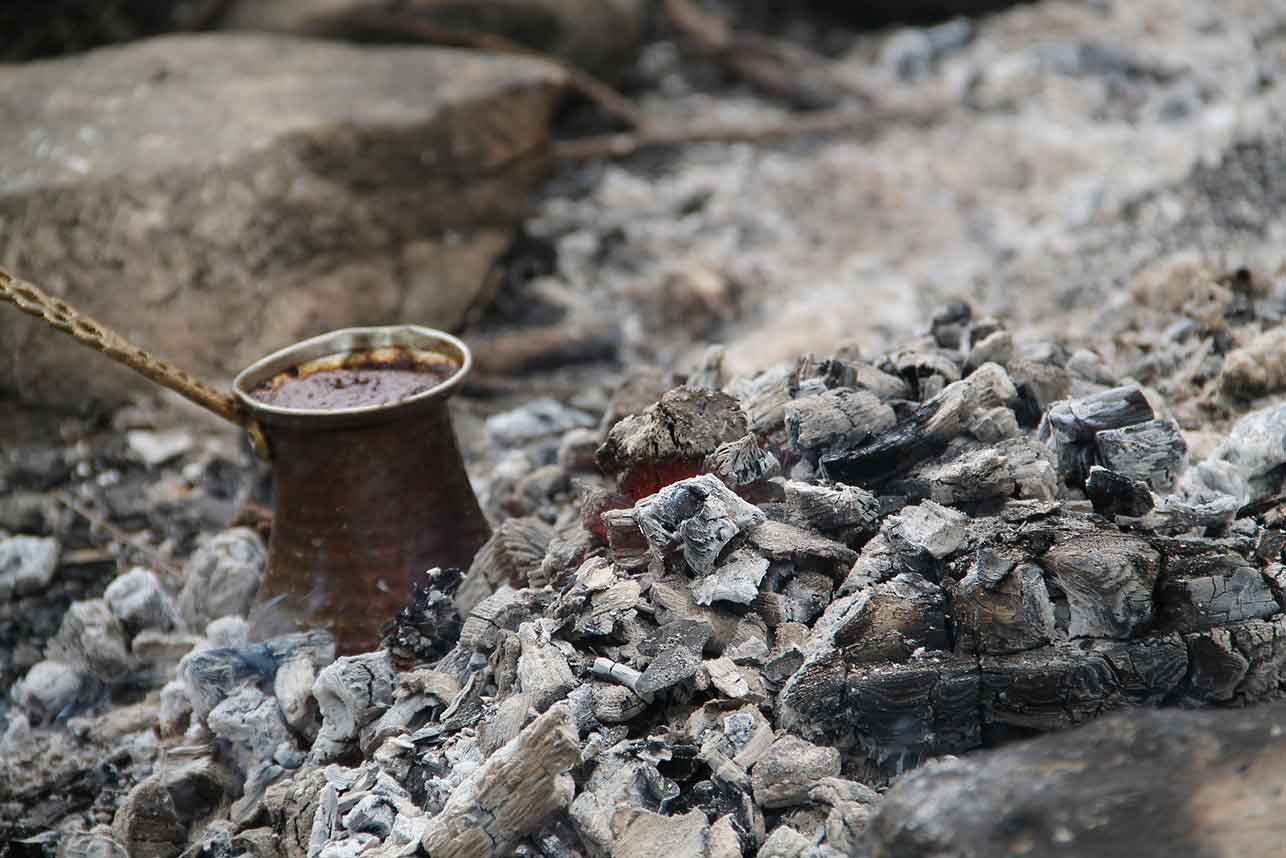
[867,700,1286,858]
[0,34,564,412]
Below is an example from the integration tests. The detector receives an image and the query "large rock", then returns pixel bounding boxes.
[867,700,1286,858]
[219,0,650,76]
[0,34,564,412]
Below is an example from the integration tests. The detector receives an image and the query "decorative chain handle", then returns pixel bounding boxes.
[0,267,270,457]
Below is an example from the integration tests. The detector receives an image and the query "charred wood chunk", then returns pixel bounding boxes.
[883,501,967,581]
[455,517,555,617]
[844,658,981,780]
[950,551,1055,656]
[704,434,782,487]
[889,444,1016,506]
[1043,527,1159,639]
[1085,466,1155,519]
[747,519,858,577]
[1228,616,1286,702]
[749,735,841,810]
[1006,358,1072,428]
[785,389,896,463]
[596,387,749,496]
[422,705,579,858]
[1040,385,1154,488]
[1156,547,1280,632]
[634,474,766,576]
[821,364,1016,486]
[828,573,947,664]
[1095,419,1188,493]
[782,480,881,541]
[382,566,464,668]
[602,507,650,571]
[980,637,1186,733]
[1182,628,1250,703]
[693,549,770,607]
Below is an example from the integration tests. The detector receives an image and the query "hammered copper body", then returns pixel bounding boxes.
[234,326,491,654]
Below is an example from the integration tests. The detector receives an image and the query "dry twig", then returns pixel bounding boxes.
[52,490,183,581]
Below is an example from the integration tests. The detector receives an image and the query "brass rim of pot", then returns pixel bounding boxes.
[233,325,471,431]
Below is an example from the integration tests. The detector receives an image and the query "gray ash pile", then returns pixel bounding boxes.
[11,270,1286,857]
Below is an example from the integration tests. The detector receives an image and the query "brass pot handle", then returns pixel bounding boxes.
[0,267,269,458]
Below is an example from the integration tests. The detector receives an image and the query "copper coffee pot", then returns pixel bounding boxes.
[0,268,491,653]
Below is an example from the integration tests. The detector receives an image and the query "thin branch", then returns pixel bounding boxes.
[335,10,646,130]
[52,490,184,582]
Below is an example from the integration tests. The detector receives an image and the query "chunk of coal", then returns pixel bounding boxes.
[704,434,782,487]
[820,363,1016,486]
[692,550,770,607]
[0,534,59,599]
[456,517,555,616]
[636,646,704,697]
[633,474,766,576]
[176,528,267,630]
[639,619,715,660]
[749,735,841,809]
[104,568,180,635]
[382,567,464,668]
[1095,419,1188,492]
[950,551,1055,656]
[1086,466,1155,519]
[823,573,947,663]
[597,387,749,497]
[785,389,896,463]
[1043,523,1160,639]
[883,501,967,579]
[1155,545,1280,632]
[46,598,134,682]
[1040,385,1154,487]
[782,481,880,541]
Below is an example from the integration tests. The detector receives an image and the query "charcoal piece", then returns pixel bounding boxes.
[459,587,551,654]
[950,551,1055,656]
[818,366,1000,486]
[46,598,133,682]
[608,808,709,858]
[838,533,901,595]
[705,657,756,700]
[273,655,320,740]
[930,302,972,349]
[1040,385,1154,488]
[778,651,980,781]
[208,686,295,776]
[11,658,87,724]
[1006,358,1072,428]
[822,573,947,664]
[633,475,766,576]
[103,567,180,635]
[1157,551,1279,632]
[382,567,464,668]
[692,550,770,606]
[596,387,749,495]
[749,735,841,810]
[781,481,880,541]
[1095,419,1188,492]
[649,578,742,653]
[591,682,647,724]
[883,501,967,579]
[980,637,1186,733]
[1181,402,1286,509]
[747,520,858,576]
[890,445,1015,506]
[0,534,59,599]
[1227,616,1286,701]
[1085,466,1155,518]
[867,701,1286,858]
[999,437,1059,500]
[422,706,578,858]
[885,349,962,399]
[639,619,714,660]
[1182,628,1250,702]
[1043,527,1160,639]
[784,389,896,462]
[176,527,267,630]
[783,571,835,625]
[965,330,1012,372]
[846,657,981,779]
[309,651,395,764]
[455,517,556,616]
[112,777,186,858]
[602,508,650,571]
[636,646,703,697]
[517,623,576,713]
[704,435,782,487]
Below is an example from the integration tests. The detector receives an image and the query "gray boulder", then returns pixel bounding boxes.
[0,33,564,412]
